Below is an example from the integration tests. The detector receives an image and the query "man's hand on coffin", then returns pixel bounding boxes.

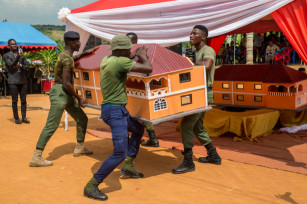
[196,57,214,71]
[131,46,152,74]
[85,46,99,55]
[73,46,99,61]
[130,47,140,59]
[77,97,87,108]
[136,46,148,58]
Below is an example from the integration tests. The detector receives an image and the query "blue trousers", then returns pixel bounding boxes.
[94,104,144,181]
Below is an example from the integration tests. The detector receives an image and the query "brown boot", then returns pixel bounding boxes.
[73,142,93,157]
[29,149,53,167]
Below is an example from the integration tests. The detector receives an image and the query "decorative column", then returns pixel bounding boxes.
[246,32,254,64]
[168,78,171,93]
[145,82,151,97]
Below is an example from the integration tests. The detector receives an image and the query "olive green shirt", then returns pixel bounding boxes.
[195,45,216,88]
[100,56,136,105]
[54,50,74,85]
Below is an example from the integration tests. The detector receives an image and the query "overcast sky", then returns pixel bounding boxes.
[0,0,97,25]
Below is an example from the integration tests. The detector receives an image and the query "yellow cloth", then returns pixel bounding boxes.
[280,110,307,127]
[176,108,280,141]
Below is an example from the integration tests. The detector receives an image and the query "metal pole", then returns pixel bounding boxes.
[233,34,236,65]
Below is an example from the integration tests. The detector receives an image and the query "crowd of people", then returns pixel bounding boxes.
[216,32,299,65]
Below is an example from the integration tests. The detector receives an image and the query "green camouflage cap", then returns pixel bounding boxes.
[109,35,134,50]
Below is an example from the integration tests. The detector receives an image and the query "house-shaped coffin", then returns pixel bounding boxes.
[213,64,307,110]
[74,44,210,123]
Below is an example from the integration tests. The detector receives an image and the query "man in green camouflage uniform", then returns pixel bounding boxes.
[172,25,221,174]
[29,31,95,167]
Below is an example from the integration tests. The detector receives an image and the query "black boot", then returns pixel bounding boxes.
[141,130,159,147]
[172,149,195,174]
[121,156,144,178]
[84,177,108,201]
[121,166,144,178]
[198,143,221,165]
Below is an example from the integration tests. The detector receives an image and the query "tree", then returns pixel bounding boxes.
[24,42,64,77]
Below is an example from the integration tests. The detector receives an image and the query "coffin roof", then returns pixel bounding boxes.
[75,44,193,76]
[215,64,307,84]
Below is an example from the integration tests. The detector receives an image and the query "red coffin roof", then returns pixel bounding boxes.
[75,44,193,77]
[215,64,307,84]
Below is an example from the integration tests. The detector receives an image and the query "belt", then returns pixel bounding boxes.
[102,103,124,107]
[207,87,213,92]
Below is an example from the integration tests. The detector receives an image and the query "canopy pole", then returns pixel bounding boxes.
[233,34,236,65]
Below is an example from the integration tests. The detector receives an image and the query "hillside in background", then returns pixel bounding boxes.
[31,25,109,49]
[32,25,65,46]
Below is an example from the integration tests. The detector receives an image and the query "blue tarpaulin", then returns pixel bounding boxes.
[0,22,57,51]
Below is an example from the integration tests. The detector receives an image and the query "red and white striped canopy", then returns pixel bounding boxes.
[62,0,293,51]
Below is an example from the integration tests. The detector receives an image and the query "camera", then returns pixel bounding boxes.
[18,46,23,55]
[185,48,196,64]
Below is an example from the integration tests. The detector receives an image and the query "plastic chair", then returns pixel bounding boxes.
[279,47,290,65]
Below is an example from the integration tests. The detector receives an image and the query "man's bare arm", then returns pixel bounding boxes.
[73,46,99,61]
[196,58,214,71]
[130,46,152,74]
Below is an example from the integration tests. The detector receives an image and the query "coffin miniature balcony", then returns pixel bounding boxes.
[126,88,146,97]
[268,92,297,96]
[150,88,168,97]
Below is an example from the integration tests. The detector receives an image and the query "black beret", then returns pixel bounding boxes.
[64,31,80,40]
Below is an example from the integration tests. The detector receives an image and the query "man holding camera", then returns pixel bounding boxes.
[3,39,30,124]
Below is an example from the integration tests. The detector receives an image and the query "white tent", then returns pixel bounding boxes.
[60,0,290,44]
[59,0,307,63]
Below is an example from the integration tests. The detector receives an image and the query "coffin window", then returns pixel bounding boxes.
[181,94,192,105]
[237,95,244,101]
[222,83,229,89]
[152,80,162,86]
[179,72,191,83]
[74,71,80,79]
[86,91,92,99]
[83,72,89,81]
[254,84,262,90]
[223,94,230,100]
[76,89,82,96]
[236,83,244,89]
[254,96,262,102]
[297,97,301,105]
[154,98,168,111]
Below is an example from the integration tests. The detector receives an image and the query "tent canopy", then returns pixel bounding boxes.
[65,0,292,45]
[64,0,306,64]
[226,15,281,36]
[0,22,58,52]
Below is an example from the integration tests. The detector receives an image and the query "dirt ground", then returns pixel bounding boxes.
[0,94,306,204]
